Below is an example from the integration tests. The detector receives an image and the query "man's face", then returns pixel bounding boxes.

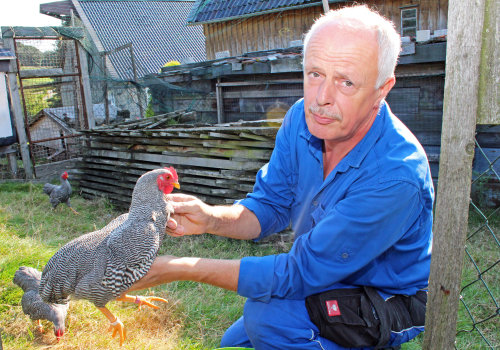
[303,23,391,144]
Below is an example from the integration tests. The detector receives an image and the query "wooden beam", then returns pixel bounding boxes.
[477,0,499,124]
[423,0,487,349]
[77,42,95,128]
[216,77,224,123]
[3,38,34,179]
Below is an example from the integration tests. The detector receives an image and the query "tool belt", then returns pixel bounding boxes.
[305,286,427,349]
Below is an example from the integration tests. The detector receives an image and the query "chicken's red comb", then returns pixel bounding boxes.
[165,166,178,180]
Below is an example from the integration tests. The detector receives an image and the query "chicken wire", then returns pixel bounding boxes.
[220,81,303,122]
[456,138,499,349]
[14,37,86,164]
[86,45,147,125]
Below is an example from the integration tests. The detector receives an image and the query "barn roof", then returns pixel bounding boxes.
[187,0,351,24]
[75,0,206,79]
[40,0,206,80]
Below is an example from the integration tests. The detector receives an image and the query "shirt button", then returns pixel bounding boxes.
[312,200,318,206]
[341,252,349,259]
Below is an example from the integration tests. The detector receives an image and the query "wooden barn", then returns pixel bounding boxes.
[187,0,448,60]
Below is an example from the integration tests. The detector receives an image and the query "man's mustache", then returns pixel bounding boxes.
[308,104,343,122]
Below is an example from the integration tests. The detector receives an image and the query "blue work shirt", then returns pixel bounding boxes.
[237,99,434,302]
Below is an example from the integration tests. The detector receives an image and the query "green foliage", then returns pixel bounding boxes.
[145,94,155,118]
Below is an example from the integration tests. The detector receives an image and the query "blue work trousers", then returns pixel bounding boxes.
[220,297,423,349]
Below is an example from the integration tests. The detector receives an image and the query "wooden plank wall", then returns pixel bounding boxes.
[79,113,281,209]
[202,1,449,60]
[204,7,323,60]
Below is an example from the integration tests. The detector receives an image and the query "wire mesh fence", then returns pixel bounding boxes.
[455,138,499,349]
[13,37,86,164]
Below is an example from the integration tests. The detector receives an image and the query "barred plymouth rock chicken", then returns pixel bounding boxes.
[13,266,68,341]
[39,167,180,346]
[43,171,78,215]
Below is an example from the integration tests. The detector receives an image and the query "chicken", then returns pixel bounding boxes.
[43,171,78,215]
[13,266,68,341]
[39,167,179,346]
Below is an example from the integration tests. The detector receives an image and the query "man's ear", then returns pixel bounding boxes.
[376,75,396,105]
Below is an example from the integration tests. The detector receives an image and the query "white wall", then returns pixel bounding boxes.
[0,73,14,138]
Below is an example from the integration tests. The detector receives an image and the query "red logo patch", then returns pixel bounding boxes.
[326,300,341,317]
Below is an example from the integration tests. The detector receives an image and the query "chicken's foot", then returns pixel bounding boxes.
[36,319,43,332]
[116,294,168,310]
[69,207,79,215]
[97,306,126,346]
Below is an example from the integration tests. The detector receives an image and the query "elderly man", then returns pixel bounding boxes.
[131,5,434,349]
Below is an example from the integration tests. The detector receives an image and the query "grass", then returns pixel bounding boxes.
[0,182,289,349]
[0,182,497,349]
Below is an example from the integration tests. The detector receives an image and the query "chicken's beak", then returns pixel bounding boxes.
[55,328,64,341]
[173,182,180,189]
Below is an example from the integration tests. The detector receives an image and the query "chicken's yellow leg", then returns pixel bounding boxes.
[69,206,79,215]
[116,294,168,310]
[97,306,126,346]
[36,319,43,332]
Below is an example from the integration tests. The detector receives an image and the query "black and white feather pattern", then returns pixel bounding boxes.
[13,266,68,331]
[43,176,72,209]
[39,169,174,308]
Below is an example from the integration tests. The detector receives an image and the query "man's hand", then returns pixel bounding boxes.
[166,193,261,240]
[166,193,214,237]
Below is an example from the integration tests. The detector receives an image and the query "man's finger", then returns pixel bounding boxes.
[167,218,177,230]
[167,193,197,202]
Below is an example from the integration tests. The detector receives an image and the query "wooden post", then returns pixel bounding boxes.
[129,44,144,119]
[422,0,488,349]
[216,77,224,124]
[322,0,329,13]
[477,0,499,125]
[77,42,95,128]
[3,38,34,179]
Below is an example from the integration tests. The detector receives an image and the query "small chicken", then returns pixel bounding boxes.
[43,171,78,215]
[13,266,68,341]
[39,167,180,346]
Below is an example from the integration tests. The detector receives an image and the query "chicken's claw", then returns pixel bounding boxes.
[134,295,168,310]
[108,317,126,346]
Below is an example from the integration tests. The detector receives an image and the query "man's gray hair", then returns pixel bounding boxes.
[302,5,401,89]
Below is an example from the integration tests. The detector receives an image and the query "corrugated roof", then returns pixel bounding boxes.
[76,0,206,80]
[187,0,349,24]
[40,1,74,20]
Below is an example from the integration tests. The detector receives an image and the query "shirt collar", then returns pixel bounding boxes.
[299,100,388,170]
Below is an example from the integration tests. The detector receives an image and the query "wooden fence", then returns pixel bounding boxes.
[79,112,281,209]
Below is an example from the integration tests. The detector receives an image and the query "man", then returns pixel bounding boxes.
[130,5,434,349]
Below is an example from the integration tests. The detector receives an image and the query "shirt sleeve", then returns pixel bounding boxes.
[237,179,423,302]
[236,104,299,239]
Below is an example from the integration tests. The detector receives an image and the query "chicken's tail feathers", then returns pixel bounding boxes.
[43,183,56,195]
[13,266,42,291]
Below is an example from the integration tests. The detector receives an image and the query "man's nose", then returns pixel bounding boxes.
[316,79,337,106]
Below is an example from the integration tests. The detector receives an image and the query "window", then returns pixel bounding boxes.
[401,7,418,38]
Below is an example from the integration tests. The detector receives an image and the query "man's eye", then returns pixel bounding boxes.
[310,72,320,78]
[343,80,353,87]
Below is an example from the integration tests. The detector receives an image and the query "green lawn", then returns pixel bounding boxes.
[0,182,288,349]
[0,182,497,349]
